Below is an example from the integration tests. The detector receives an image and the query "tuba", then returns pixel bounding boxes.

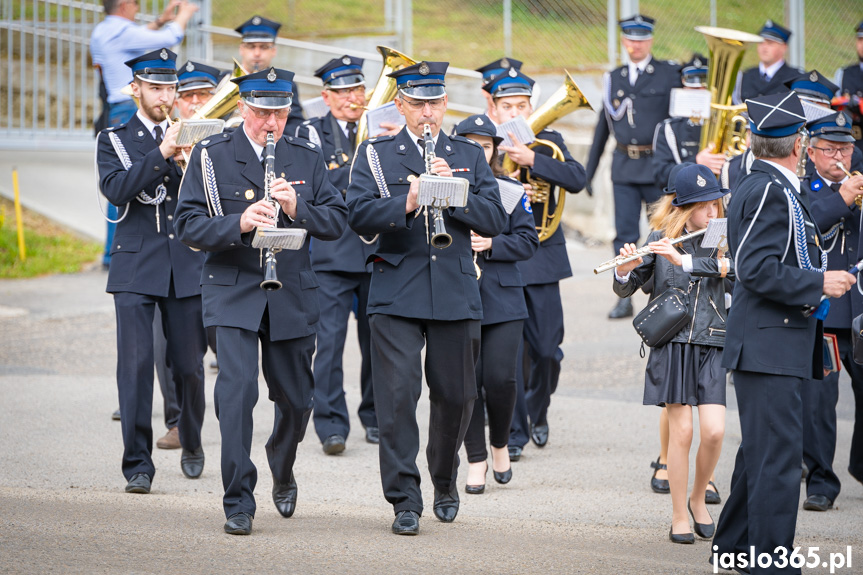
[192,59,248,120]
[502,70,592,242]
[354,46,417,145]
[696,26,763,157]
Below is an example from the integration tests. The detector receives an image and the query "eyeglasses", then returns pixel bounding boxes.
[327,85,365,97]
[178,90,213,101]
[401,97,446,111]
[248,106,290,119]
[810,145,855,158]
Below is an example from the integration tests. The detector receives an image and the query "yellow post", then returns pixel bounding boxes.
[12,167,26,261]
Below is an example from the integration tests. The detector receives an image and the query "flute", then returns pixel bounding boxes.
[593,228,708,274]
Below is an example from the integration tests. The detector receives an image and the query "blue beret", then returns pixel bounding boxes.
[124,48,177,84]
[746,91,806,137]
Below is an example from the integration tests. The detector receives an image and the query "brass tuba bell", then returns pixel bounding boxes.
[696,26,763,157]
[502,70,593,242]
[354,46,417,145]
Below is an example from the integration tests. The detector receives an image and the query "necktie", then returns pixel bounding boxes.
[761,71,769,82]
[418,138,425,158]
[347,122,357,152]
[830,182,842,193]
[153,125,163,145]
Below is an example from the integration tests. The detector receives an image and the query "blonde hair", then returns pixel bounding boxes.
[647,194,724,239]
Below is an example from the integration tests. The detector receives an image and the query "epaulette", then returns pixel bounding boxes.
[537,127,561,137]
[666,59,679,66]
[449,134,482,148]
[364,134,396,144]
[285,134,319,150]
[199,132,232,147]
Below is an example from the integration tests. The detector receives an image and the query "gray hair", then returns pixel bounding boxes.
[103,0,126,14]
[750,132,800,159]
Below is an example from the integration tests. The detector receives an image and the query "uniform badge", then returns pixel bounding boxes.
[160,49,168,60]
[809,71,818,82]
[201,140,210,146]
[766,19,773,27]
[522,194,533,213]
[399,144,405,150]
[267,68,277,82]
[474,117,484,125]
[137,130,144,137]
[245,189,255,200]
[419,63,430,76]
[646,64,654,74]
[635,15,643,23]
[407,175,417,182]
[342,56,352,65]
[252,16,261,25]
[696,174,707,187]
[509,68,518,77]
[186,62,195,72]
[837,114,847,127]
[445,145,452,151]
[501,58,510,69]
[811,180,822,191]
[307,142,315,148]
[621,69,628,78]
[694,58,702,67]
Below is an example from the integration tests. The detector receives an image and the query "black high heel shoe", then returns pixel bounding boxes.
[650,456,670,494]
[491,450,512,484]
[705,481,721,505]
[465,461,487,495]
[668,526,695,544]
[688,498,715,539]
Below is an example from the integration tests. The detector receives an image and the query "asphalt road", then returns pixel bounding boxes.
[1,242,861,574]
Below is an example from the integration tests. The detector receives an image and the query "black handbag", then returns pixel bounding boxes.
[852,313,863,365]
[633,287,691,349]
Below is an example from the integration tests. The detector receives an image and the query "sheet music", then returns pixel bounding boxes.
[176,120,225,147]
[418,175,469,208]
[700,218,728,249]
[497,178,526,214]
[367,101,406,138]
[251,228,308,250]
[669,88,711,120]
[496,115,535,148]
[301,96,329,120]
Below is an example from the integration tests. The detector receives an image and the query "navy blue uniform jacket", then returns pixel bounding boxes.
[296,112,373,273]
[346,128,507,321]
[174,126,348,341]
[518,129,586,285]
[97,114,203,298]
[478,185,539,325]
[722,160,825,378]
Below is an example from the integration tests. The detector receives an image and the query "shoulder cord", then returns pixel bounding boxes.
[359,143,388,245]
[95,132,166,225]
[201,147,224,218]
[783,187,828,272]
[602,71,632,121]
[664,121,682,164]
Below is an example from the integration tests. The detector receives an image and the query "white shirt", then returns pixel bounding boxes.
[762,159,801,195]
[135,110,168,143]
[628,56,652,87]
[90,16,184,104]
[816,170,849,187]
[242,125,265,161]
[758,59,785,82]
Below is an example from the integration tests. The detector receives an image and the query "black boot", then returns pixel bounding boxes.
[608,297,633,319]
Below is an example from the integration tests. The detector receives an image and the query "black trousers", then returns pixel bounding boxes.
[804,328,863,500]
[612,181,663,254]
[113,288,206,481]
[713,370,803,575]
[369,314,480,515]
[510,282,564,448]
[214,320,315,519]
[464,320,523,462]
[311,271,375,442]
[153,305,180,429]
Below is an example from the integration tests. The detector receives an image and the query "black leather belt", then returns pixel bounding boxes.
[617,144,653,159]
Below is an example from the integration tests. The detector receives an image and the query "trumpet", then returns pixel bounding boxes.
[160,105,191,169]
[348,103,370,110]
[836,162,863,208]
[259,132,283,291]
[593,228,708,274]
[423,123,453,249]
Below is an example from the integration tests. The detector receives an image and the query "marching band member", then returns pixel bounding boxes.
[614,164,732,544]
[836,21,863,156]
[802,111,863,511]
[96,48,207,494]
[482,67,586,458]
[712,92,855,573]
[452,114,539,494]
[175,67,347,535]
[295,55,378,454]
[732,20,803,105]
[346,61,506,535]
[474,57,523,124]
[173,60,223,120]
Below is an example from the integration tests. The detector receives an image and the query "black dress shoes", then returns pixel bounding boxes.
[224,512,253,535]
[181,447,205,479]
[669,526,695,544]
[493,467,512,484]
[508,445,522,461]
[608,297,633,319]
[688,498,715,539]
[433,488,460,523]
[466,462,487,494]
[803,494,833,512]
[705,480,721,504]
[391,510,420,535]
[365,426,380,444]
[125,472,151,494]
[111,409,121,421]
[272,472,298,518]
[530,423,549,448]
[322,434,346,455]
[650,456,670,494]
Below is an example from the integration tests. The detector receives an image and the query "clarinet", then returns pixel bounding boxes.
[259,132,283,290]
[423,124,452,249]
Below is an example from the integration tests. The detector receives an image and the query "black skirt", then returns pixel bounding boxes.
[643,342,726,407]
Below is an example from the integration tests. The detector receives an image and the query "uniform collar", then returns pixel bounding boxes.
[405,126,439,156]
[815,170,848,187]
[628,55,652,78]
[762,159,801,194]
[135,110,168,141]
[759,59,784,81]
[242,124,265,160]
